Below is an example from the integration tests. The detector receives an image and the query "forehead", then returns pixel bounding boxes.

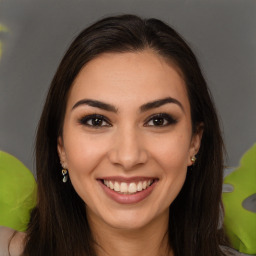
[68,50,190,112]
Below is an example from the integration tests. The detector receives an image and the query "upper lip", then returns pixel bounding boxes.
[97,176,158,183]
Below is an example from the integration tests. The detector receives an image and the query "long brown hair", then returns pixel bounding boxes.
[23,15,228,256]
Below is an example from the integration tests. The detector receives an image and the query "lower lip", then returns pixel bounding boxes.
[98,180,157,204]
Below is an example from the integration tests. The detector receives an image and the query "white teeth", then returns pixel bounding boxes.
[142,181,147,189]
[128,183,137,193]
[103,179,154,194]
[120,182,128,193]
[114,182,120,192]
[109,181,114,189]
[137,182,142,191]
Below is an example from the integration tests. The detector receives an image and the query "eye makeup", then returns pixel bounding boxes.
[77,112,178,129]
[144,113,178,127]
[78,114,112,128]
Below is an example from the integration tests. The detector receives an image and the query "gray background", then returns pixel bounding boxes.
[0,0,255,174]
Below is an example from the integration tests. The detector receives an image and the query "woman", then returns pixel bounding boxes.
[1,14,231,255]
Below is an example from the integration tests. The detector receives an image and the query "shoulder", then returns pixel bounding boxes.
[0,226,25,256]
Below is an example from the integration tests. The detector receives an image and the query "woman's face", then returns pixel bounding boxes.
[58,50,202,231]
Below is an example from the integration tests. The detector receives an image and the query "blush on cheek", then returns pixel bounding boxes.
[66,148,104,176]
[160,150,188,170]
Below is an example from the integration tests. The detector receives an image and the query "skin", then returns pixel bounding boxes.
[58,50,203,256]
[0,226,25,256]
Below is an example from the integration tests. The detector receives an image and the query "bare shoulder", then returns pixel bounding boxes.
[0,226,25,256]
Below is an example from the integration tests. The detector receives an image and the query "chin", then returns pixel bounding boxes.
[107,216,152,231]
[100,207,165,231]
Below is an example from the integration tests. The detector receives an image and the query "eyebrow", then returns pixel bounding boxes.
[72,97,184,113]
[140,97,184,113]
[72,99,118,112]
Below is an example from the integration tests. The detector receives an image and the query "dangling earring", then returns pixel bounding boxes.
[62,169,68,183]
[191,156,197,164]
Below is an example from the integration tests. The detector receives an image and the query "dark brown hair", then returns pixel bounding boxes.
[23,14,228,256]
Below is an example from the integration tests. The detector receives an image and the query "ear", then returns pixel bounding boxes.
[57,136,68,169]
[187,123,204,166]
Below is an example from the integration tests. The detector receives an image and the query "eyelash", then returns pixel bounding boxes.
[144,113,177,127]
[78,113,177,128]
[79,114,111,128]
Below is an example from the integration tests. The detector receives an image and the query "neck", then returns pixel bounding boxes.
[87,210,173,256]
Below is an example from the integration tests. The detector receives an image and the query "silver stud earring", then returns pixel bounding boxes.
[62,169,68,183]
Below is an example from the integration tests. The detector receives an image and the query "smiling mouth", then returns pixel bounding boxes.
[100,179,156,194]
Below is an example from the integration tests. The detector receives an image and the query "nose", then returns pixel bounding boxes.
[107,126,148,170]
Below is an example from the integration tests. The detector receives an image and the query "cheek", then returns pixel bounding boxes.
[153,136,189,205]
[145,134,189,212]
[63,131,108,176]
[62,133,108,206]
[149,132,191,172]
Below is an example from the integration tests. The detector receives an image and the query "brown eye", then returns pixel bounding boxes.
[151,117,166,126]
[145,113,177,127]
[90,118,104,126]
[79,114,111,128]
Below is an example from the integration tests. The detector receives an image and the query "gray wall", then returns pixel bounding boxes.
[0,0,256,173]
